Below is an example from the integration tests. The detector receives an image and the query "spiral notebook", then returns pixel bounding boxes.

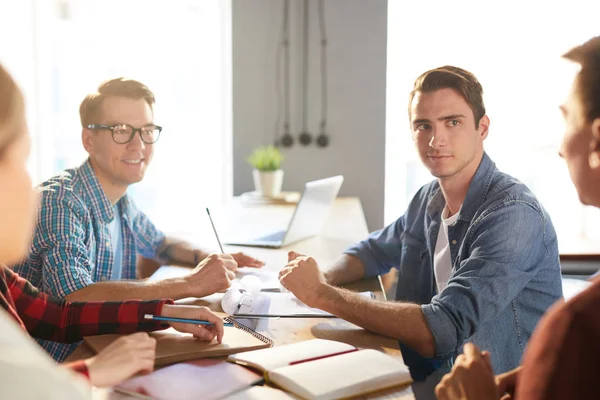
[84,317,273,367]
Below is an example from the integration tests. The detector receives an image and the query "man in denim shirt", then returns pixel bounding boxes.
[279,66,563,398]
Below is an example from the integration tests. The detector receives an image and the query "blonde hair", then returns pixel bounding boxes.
[0,64,24,158]
[79,77,155,127]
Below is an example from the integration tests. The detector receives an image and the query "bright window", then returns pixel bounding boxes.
[1,0,232,234]
[385,0,600,253]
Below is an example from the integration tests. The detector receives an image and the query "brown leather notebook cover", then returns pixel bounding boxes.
[84,318,273,367]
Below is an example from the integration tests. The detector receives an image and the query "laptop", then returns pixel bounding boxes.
[224,175,344,248]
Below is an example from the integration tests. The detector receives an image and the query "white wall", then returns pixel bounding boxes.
[232,0,388,231]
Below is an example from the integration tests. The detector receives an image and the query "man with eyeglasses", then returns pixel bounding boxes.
[12,78,263,362]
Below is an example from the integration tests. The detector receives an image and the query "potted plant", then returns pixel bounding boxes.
[247,146,284,197]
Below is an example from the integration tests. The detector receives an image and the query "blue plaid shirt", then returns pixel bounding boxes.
[13,159,166,361]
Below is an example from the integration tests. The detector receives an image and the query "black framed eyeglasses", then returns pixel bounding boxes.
[86,123,163,144]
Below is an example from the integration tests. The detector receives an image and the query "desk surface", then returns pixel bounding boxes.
[67,197,414,399]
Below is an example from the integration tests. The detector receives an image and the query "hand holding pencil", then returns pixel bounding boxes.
[158,304,227,343]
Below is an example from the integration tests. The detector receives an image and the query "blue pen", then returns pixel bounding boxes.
[144,314,234,327]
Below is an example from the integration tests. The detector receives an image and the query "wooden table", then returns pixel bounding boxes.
[68,197,414,399]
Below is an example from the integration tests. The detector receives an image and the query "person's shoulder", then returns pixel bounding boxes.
[37,167,88,216]
[38,166,79,198]
[535,280,600,338]
[516,283,598,399]
[489,169,538,201]
[481,168,547,217]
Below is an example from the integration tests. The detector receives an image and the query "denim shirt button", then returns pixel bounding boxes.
[451,240,457,245]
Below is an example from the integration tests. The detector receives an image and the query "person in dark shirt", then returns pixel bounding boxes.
[435,35,600,400]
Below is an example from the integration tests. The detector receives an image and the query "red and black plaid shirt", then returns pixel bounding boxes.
[0,266,173,378]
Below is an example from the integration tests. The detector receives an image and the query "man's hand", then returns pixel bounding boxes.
[435,343,499,400]
[230,252,264,268]
[184,253,237,297]
[160,304,224,343]
[287,251,305,263]
[192,249,264,269]
[279,251,330,307]
[85,332,156,387]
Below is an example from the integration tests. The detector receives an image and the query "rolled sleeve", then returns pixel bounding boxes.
[421,301,460,357]
[344,215,406,278]
[421,202,552,357]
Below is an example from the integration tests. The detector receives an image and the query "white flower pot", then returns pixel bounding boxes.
[253,169,284,197]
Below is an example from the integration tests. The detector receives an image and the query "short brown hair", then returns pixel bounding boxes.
[563,36,600,123]
[408,66,486,128]
[79,78,155,127]
[0,64,25,159]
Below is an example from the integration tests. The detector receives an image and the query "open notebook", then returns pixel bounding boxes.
[114,359,263,400]
[228,339,412,400]
[84,317,272,367]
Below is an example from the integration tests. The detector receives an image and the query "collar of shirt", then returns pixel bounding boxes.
[73,159,134,227]
[426,152,497,222]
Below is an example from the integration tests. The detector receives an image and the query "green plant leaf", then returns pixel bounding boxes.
[247,145,284,171]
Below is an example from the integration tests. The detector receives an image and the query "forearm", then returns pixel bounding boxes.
[56,299,171,343]
[316,285,436,357]
[323,254,366,286]
[156,237,211,267]
[29,297,171,343]
[64,277,190,302]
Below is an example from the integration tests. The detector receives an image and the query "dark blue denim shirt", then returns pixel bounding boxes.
[346,153,563,380]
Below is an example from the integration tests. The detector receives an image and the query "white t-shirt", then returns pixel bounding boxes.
[109,204,124,280]
[0,308,91,400]
[433,207,460,293]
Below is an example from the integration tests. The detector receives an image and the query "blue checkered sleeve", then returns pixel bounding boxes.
[129,201,166,259]
[39,195,95,298]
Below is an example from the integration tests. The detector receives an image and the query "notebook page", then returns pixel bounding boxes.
[228,338,355,372]
[116,359,262,400]
[268,349,411,400]
[265,292,333,316]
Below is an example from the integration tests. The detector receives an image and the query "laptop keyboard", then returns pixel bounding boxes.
[256,230,286,242]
